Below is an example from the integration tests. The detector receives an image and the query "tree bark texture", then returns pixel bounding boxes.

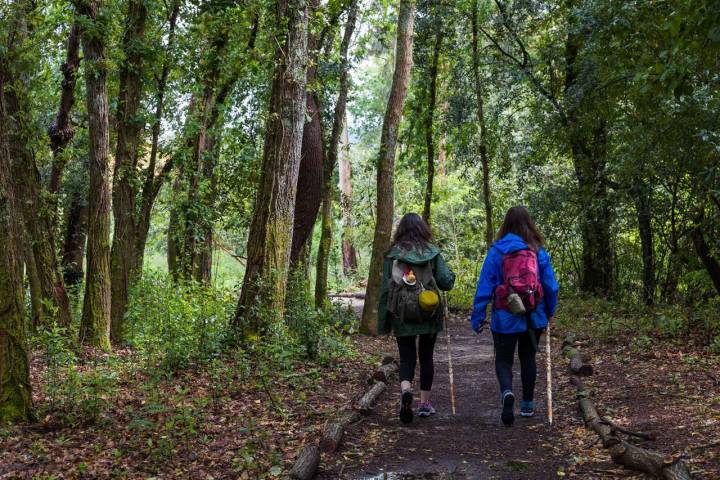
[422,24,441,224]
[360,0,416,335]
[110,0,148,341]
[1,9,72,328]
[339,121,358,275]
[0,15,33,420]
[290,0,325,269]
[47,23,81,199]
[61,181,89,287]
[315,0,358,306]
[233,0,309,334]
[75,0,112,350]
[471,0,493,248]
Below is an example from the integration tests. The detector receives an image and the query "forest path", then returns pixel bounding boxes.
[320,309,565,479]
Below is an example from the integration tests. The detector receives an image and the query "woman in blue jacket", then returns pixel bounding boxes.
[470,206,559,426]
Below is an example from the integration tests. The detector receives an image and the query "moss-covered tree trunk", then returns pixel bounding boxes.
[110,0,148,341]
[0,7,33,420]
[75,0,112,350]
[315,0,358,306]
[471,0,493,248]
[1,3,72,329]
[233,0,309,334]
[360,0,416,335]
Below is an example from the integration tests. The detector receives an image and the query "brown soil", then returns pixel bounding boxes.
[318,312,566,479]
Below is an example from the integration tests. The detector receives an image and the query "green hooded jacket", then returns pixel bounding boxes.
[377,244,456,337]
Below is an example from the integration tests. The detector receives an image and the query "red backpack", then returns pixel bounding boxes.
[495,249,544,313]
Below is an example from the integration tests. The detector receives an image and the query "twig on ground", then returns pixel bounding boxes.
[600,416,655,441]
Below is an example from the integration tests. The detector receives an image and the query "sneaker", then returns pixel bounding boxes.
[520,400,535,417]
[501,390,515,426]
[417,402,436,417]
[400,390,413,424]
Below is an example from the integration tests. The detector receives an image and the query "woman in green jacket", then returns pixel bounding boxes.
[378,213,455,423]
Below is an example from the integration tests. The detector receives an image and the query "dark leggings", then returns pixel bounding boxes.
[396,334,437,391]
[492,329,544,402]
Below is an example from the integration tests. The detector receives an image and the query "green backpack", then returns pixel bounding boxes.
[386,259,441,324]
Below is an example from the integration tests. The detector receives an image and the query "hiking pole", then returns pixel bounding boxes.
[443,292,456,415]
[546,321,553,426]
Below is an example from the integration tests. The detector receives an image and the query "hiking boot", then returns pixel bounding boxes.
[520,400,535,417]
[400,390,413,424]
[501,390,515,426]
[417,402,436,418]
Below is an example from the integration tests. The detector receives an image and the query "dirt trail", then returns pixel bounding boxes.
[320,310,565,479]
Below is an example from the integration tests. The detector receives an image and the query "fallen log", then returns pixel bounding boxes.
[563,345,594,376]
[372,362,398,384]
[320,421,344,453]
[328,292,365,299]
[319,403,364,453]
[357,381,386,414]
[288,445,320,480]
[566,333,696,480]
[381,355,395,365]
[562,333,577,349]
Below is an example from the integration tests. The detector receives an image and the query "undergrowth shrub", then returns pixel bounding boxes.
[556,294,720,348]
[125,272,235,374]
[34,325,117,427]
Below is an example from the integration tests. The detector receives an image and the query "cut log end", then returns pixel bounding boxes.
[289,445,320,480]
[372,362,398,383]
[320,421,344,453]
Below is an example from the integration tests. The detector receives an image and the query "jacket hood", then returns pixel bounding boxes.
[491,233,530,255]
[386,244,441,264]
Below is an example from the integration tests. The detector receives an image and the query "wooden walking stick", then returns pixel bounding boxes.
[443,292,456,415]
[546,321,553,425]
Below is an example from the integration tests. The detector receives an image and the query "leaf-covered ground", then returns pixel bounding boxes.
[3,301,719,479]
[551,321,720,478]
[0,335,387,479]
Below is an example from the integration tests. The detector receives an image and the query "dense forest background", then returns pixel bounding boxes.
[1,0,720,475]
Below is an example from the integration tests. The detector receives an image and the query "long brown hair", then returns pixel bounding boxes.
[496,206,545,250]
[392,213,433,251]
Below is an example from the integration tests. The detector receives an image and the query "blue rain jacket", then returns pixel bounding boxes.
[470,233,559,334]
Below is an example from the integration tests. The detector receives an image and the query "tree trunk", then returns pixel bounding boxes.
[76,0,112,350]
[24,244,43,327]
[690,223,720,296]
[135,0,180,273]
[634,181,654,305]
[360,0,416,335]
[2,10,72,328]
[339,121,358,275]
[564,24,613,296]
[111,0,148,341]
[290,92,324,267]
[289,0,327,269]
[0,11,33,420]
[61,182,88,287]
[471,0,493,248]
[47,22,81,200]
[315,0,358,306]
[422,26,441,224]
[233,0,309,334]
